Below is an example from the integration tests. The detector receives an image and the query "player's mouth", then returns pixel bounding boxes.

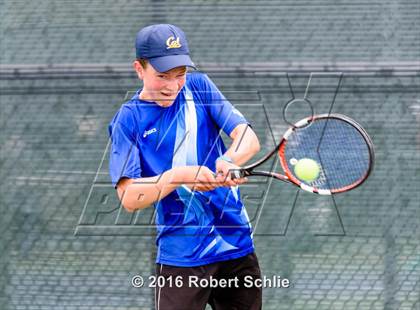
[160,92,176,98]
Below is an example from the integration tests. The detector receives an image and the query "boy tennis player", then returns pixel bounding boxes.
[109,24,262,309]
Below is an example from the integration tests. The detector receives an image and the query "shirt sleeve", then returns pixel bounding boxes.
[190,73,250,136]
[108,105,141,188]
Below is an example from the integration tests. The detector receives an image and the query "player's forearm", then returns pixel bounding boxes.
[225,125,260,166]
[119,167,185,212]
[119,166,216,211]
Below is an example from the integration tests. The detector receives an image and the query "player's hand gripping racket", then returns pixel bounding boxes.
[232,113,374,195]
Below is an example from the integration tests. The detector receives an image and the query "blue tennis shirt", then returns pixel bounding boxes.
[108,72,255,266]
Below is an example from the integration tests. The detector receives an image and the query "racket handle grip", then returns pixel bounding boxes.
[230,169,246,179]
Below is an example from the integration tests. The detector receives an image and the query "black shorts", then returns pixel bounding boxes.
[155,252,262,310]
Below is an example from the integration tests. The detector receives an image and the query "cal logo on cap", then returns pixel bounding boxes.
[166,36,182,49]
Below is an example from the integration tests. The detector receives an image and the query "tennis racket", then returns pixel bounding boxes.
[232,113,375,195]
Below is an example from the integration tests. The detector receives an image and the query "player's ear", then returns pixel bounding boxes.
[133,60,145,80]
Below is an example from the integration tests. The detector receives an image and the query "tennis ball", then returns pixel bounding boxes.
[293,158,320,182]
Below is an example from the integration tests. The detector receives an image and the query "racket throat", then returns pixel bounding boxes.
[245,170,290,182]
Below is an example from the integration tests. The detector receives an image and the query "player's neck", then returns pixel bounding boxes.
[138,89,152,102]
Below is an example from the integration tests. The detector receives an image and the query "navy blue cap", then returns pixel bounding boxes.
[135,24,196,72]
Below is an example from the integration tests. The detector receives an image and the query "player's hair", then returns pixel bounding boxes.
[136,58,148,68]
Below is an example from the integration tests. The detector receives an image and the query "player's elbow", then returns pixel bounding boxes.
[119,192,149,212]
[120,195,150,212]
[116,178,140,212]
[121,201,137,213]
[117,191,136,212]
[121,193,151,212]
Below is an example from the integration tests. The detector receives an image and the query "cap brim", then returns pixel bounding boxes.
[149,54,196,73]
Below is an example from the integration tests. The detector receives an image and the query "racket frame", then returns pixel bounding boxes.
[236,113,375,195]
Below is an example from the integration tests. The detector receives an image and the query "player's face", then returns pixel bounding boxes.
[136,62,187,107]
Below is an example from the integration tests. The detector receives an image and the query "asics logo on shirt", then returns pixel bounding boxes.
[166,36,182,49]
[143,128,157,138]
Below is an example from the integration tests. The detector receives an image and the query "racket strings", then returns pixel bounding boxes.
[308,165,327,188]
[320,120,370,190]
[284,118,371,191]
